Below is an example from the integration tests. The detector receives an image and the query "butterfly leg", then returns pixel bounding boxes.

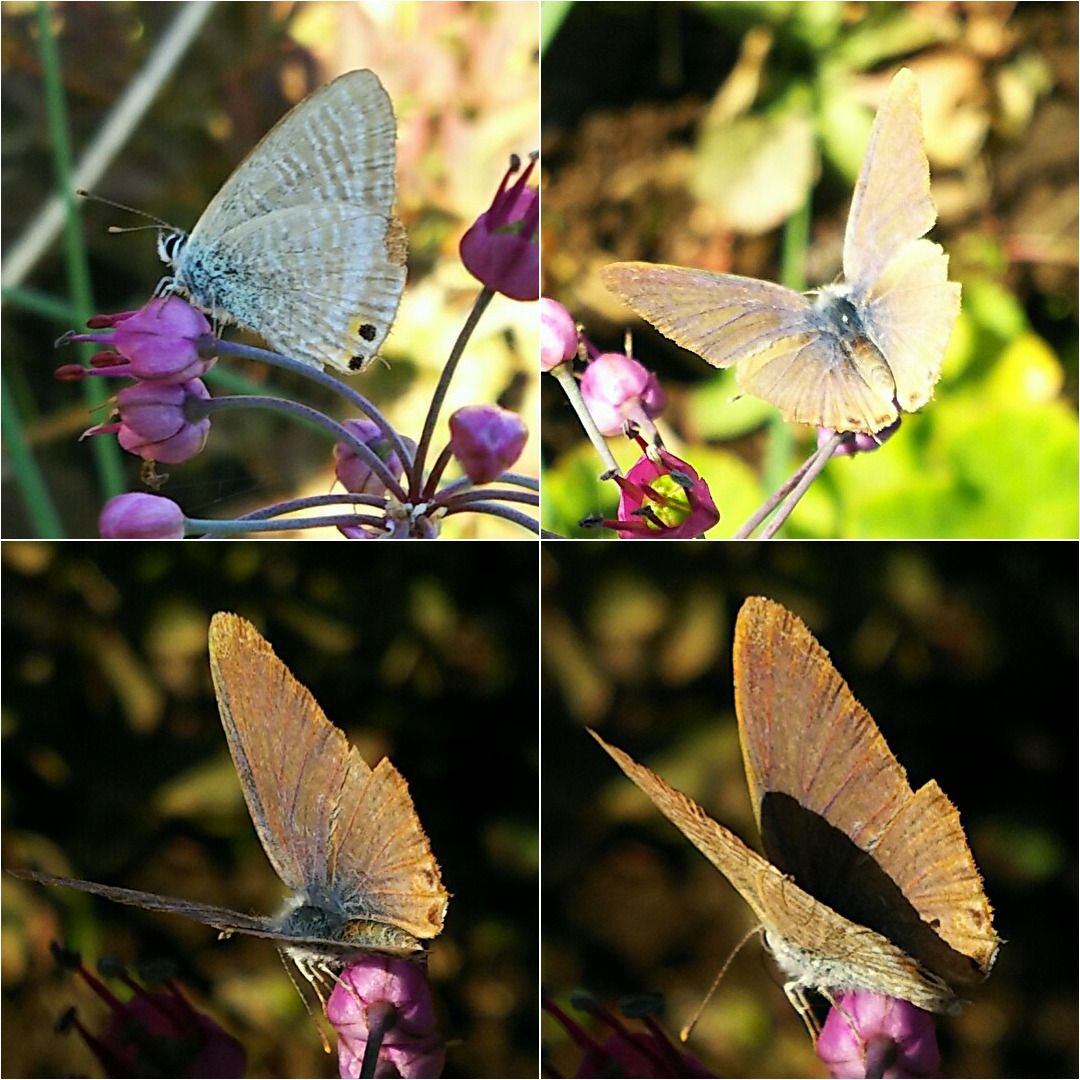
[782,981,822,1042]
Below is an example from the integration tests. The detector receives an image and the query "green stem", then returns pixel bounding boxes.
[551,362,621,476]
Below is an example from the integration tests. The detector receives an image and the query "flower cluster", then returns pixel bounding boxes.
[62,159,539,538]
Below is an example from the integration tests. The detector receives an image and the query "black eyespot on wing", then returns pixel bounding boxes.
[358,323,377,341]
[349,355,366,371]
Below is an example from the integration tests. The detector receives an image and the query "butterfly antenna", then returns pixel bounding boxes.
[76,189,178,232]
[679,922,763,1043]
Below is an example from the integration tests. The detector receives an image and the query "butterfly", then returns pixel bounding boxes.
[157,70,407,374]
[601,68,961,435]
[14,613,447,992]
[591,596,998,1031]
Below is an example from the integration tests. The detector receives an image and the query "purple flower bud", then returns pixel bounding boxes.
[818,417,902,457]
[333,419,413,496]
[99,493,185,539]
[59,297,215,383]
[328,956,445,1080]
[816,992,941,1079]
[448,404,528,484]
[85,378,211,464]
[580,353,666,438]
[459,153,539,301]
[540,298,579,371]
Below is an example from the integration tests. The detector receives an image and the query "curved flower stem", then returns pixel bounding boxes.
[550,362,621,477]
[409,286,494,497]
[422,442,456,501]
[188,514,388,537]
[735,431,847,539]
[442,501,539,533]
[211,339,414,474]
[436,472,538,499]
[235,493,387,518]
[440,488,539,510]
[197,394,407,502]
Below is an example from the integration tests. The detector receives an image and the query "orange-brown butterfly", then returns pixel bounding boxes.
[14,613,448,990]
[601,69,961,435]
[591,596,997,1031]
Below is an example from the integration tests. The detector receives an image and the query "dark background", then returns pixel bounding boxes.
[541,542,1077,1078]
[2,543,538,1077]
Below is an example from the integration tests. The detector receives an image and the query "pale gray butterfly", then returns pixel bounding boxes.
[158,70,407,374]
[601,68,961,435]
[14,613,447,992]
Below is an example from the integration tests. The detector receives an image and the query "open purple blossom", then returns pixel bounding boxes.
[327,956,445,1079]
[83,378,211,464]
[57,297,215,383]
[816,992,941,1079]
[50,950,244,1078]
[585,435,718,539]
[459,152,538,301]
[99,493,186,538]
[543,994,713,1079]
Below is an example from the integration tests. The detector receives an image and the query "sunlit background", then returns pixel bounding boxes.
[2,543,538,1077]
[542,543,1077,1077]
[541,1,1078,538]
[3,2,540,537]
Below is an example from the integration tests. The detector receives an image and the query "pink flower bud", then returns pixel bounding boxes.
[448,404,528,484]
[580,353,666,438]
[818,417,901,457]
[333,419,413,496]
[99,493,185,538]
[540,298,578,371]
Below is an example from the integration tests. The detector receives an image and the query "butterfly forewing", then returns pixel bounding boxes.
[208,614,446,941]
[600,263,821,370]
[191,70,398,239]
[842,68,937,290]
[733,598,997,985]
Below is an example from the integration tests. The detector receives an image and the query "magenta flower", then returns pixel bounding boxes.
[543,995,713,1078]
[818,417,902,457]
[449,404,528,484]
[327,956,444,1079]
[540,298,579,371]
[56,953,245,1078]
[56,297,215,383]
[580,352,666,440]
[334,419,414,496]
[459,152,539,301]
[99,493,186,538]
[84,378,211,464]
[601,441,718,538]
[816,992,941,1079]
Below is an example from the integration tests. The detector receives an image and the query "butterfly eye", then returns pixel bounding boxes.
[158,232,186,263]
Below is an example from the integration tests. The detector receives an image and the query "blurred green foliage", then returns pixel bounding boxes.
[541,1,1078,538]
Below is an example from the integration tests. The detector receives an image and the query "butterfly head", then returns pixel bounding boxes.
[157,230,189,270]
